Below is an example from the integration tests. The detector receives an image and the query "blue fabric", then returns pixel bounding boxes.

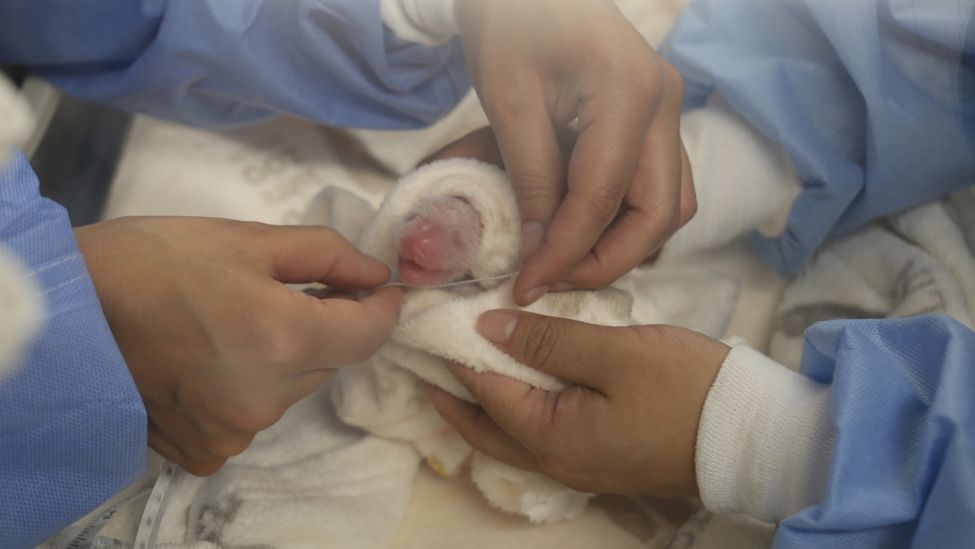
[662,0,975,275]
[781,316,975,548]
[0,152,147,549]
[0,0,470,129]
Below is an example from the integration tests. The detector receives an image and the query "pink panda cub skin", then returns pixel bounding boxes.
[397,196,485,286]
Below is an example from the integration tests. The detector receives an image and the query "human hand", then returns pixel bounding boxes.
[75,217,402,476]
[424,310,729,496]
[455,0,696,304]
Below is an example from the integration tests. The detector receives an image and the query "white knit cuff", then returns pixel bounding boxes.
[381,0,458,46]
[696,344,835,523]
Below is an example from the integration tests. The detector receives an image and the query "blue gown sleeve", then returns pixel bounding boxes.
[0,152,147,548]
[661,0,975,275]
[776,315,975,548]
[0,0,470,129]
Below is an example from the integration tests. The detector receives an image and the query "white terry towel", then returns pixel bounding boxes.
[332,158,639,523]
[770,186,975,370]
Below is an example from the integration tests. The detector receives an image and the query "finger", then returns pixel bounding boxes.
[256,224,391,289]
[293,285,403,368]
[148,420,225,477]
[515,79,654,302]
[564,121,681,287]
[442,361,561,448]
[483,84,565,264]
[564,66,688,288]
[421,382,539,471]
[476,309,633,391]
[290,368,335,402]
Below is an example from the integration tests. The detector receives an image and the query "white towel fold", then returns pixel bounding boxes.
[770,188,975,370]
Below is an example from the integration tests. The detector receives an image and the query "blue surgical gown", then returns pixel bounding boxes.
[0,1,467,546]
[662,0,975,275]
[662,0,975,547]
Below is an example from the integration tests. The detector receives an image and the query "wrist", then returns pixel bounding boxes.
[695,344,834,522]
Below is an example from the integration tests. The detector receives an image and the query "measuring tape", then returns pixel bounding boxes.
[62,461,182,549]
[63,487,149,549]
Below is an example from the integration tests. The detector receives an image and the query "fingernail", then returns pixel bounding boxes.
[521,285,549,305]
[477,310,519,344]
[521,222,544,258]
[552,282,573,291]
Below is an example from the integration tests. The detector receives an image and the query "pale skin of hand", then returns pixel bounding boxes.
[456,0,696,305]
[424,310,730,497]
[75,217,402,476]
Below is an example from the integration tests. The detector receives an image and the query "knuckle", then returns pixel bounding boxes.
[629,65,659,102]
[537,451,586,490]
[236,220,273,242]
[584,185,624,225]
[681,187,699,225]
[664,62,685,100]
[520,318,563,369]
[182,458,225,477]
[233,401,284,433]
[648,205,681,239]
[513,171,558,206]
[256,324,315,367]
[203,436,252,458]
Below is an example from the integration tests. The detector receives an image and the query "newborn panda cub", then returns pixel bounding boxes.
[397,196,483,287]
[336,158,636,524]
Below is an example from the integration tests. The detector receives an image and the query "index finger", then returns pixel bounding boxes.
[290,286,404,369]
[514,82,654,302]
[256,224,391,290]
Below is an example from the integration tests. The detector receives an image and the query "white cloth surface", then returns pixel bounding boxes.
[381,0,458,46]
[104,115,392,223]
[769,186,975,371]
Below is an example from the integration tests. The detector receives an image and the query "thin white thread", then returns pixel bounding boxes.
[41,274,87,294]
[380,271,519,290]
[32,253,81,275]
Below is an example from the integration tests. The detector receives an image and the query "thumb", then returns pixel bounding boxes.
[255,224,390,289]
[475,310,626,392]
